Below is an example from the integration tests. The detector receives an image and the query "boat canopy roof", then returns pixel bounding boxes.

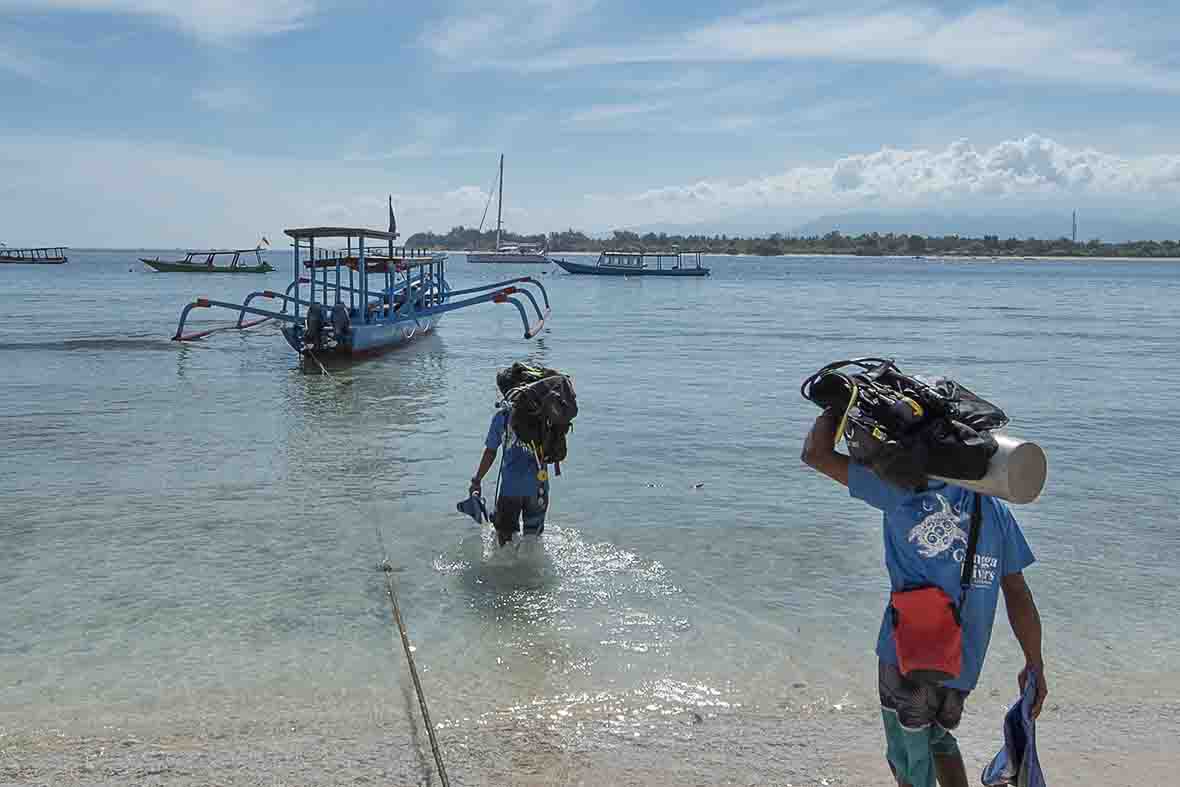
[603,248,705,256]
[284,227,399,241]
[186,248,263,255]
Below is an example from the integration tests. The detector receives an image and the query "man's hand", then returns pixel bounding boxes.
[468,478,481,496]
[1019,663,1048,720]
[801,410,849,487]
[801,410,838,463]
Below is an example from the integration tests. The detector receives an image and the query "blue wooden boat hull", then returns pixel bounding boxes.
[284,314,442,355]
[552,257,710,277]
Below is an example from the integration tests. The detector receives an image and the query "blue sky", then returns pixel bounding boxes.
[2,1,1179,246]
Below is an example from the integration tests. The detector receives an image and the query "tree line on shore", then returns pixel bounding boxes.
[403,226,1180,258]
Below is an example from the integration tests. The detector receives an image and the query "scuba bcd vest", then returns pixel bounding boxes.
[801,358,1008,490]
[497,362,578,470]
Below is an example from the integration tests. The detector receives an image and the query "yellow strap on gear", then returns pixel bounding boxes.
[834,381,859,451]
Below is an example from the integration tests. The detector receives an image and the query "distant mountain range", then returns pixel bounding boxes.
[618,210,1180,243]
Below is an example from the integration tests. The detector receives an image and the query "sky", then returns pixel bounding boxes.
[2,0,1180,246]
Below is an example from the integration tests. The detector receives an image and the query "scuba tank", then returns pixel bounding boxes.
[931,433,1046,504]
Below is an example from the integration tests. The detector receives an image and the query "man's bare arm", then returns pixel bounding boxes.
[801,411,850,487]
[1001,571,1048,719]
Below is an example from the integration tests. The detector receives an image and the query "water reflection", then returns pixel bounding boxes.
[276,333,450,490]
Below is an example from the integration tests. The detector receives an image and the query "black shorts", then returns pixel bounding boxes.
[493,490,548,542]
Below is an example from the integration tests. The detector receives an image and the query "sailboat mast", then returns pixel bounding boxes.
[495,154,504,252]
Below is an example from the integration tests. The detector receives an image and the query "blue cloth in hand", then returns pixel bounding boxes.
[982,667,1046,787]
[456,492,489,524]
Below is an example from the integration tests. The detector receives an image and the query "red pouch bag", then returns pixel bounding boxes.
[890,585,962,682]
[888,493,982,684]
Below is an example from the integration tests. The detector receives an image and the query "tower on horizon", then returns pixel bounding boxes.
[1072,210,1077,243]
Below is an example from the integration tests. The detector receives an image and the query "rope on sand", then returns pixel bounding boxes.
[375,526,451,787]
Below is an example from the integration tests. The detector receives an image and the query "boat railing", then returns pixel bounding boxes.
[599,249,706,271]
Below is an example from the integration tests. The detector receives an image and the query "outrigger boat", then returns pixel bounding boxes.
[171,226,550,356]
[0,246,69,264]
[552,249,710,277]
[142,248,274,273]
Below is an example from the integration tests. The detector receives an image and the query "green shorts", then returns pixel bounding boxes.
[878,661,968,787]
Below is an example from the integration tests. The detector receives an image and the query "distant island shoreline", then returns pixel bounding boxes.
[405,227,1180,259]
[58,229,1180,260]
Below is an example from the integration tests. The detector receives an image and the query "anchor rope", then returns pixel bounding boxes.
[374,525,451,787]
[305,349,351,387]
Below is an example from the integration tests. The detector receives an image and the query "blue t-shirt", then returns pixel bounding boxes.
[849,462,1036,691]
[485,408,542,498]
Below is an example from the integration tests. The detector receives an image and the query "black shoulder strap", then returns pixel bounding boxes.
[959,492,983,601]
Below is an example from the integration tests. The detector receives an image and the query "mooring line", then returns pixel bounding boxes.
[375,525,451,787]
[306,349,352,386]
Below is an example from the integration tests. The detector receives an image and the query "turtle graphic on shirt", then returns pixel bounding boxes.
[908,494,969,559]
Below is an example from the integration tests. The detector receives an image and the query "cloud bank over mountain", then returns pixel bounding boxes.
[607,135,1180,229]
[2,132,1178,246]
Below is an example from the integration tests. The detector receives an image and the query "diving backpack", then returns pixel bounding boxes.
[801,358,1008,490]
[498,362,578,470]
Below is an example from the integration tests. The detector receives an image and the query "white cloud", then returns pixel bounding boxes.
[0,134,516,246]
[564,101,666,129]
[3,132,1178,245]
[457,4,1180,94]
[0,0,315,43]
[601,135,1180,225]
[422,0,595,60]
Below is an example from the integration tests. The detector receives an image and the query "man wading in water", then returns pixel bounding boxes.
[469,381,549,549]
[801,409,1047,787]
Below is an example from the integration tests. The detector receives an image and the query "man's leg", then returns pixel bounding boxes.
[931,688,969,787]
[521,481,549,537]
[881,709,936,787]
[493,496,524,546]
[933,752,968,787]
[879,662,941,787]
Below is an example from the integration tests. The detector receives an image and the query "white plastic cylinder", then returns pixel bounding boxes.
[931,434,1047,504]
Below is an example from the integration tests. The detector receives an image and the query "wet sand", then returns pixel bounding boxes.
[4,694,1176,786]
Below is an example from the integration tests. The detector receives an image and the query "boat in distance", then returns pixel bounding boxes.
[0,246,69,264]
[551,250,710,277]
[467,243,550,264]
[142,247,274,273]
[466,154,551,264]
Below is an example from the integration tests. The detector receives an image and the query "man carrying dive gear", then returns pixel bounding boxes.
[469,363,576,548]
[801,408,1047,787]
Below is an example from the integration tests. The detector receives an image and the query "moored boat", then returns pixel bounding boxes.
[170,221,551,358]
[0,246,69,264]
[466,154,550,264]
[467,243,550,264]
[552,249,710,277]
[142,247,274,273]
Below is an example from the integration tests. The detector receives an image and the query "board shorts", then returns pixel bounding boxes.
[878,660,970,787]
[493,486,548,544]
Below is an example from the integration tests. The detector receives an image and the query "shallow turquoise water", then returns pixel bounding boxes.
[2,251,1179,768]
